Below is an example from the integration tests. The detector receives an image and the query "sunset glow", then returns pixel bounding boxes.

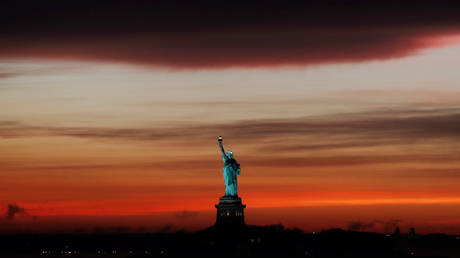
[1,1,460,235]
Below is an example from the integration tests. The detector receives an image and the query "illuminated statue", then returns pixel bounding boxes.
[218,136,240,197]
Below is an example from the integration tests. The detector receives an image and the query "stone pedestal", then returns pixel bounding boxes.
[215,196,246,226]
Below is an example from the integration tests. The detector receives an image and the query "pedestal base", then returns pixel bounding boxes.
[215,196,246,226]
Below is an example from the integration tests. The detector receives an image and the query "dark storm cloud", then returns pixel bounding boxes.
[1,1,460,68]
[5,204,26,220]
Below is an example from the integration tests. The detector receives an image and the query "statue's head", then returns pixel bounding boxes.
[226,150,233,158]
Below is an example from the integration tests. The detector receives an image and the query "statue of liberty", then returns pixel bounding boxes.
[218,136,241,197]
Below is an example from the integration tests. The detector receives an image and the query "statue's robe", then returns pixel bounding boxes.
[222,156,240,196]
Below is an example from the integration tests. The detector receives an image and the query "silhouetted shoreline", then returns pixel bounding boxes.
[1,224,459,257]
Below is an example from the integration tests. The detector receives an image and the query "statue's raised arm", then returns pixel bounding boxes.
[218,136,227,159]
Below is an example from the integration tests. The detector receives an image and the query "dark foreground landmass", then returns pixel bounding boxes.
[0,225,459,258]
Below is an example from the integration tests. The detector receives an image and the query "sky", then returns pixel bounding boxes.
[1,1,460,234]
